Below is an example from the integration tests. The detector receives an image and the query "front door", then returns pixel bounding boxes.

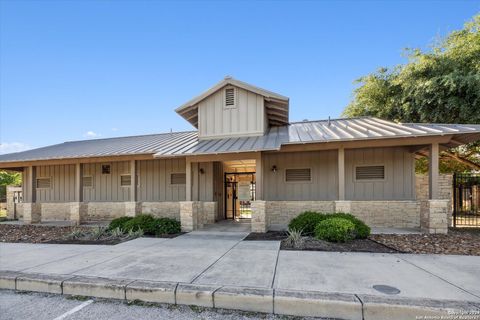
[224,172,255,220]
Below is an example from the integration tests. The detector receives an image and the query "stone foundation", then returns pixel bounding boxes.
[179,201,217,232]
[254,200,422,232]
[141,202,180,220]
[421,200,449,234]
[6,186,22,220]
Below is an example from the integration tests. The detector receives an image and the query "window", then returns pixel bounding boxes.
[120,175,131,186]
[285,168,311,182]
[36,177,51,189]
[83,176,93,188]
[171,173,186,185]
[224,87,236,108]
[355,165,385,181]
[102,165,111,174]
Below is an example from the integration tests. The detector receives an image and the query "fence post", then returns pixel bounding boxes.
[453,173,457,228]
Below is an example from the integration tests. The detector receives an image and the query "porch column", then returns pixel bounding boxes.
[255,152,263,200]
[429,142,439,199]
[186,158,192,201]
[338,147,345,200]
[125,160,139,217]
[70,163,84,224]
[29,166,36,203]
[23,166,40,224]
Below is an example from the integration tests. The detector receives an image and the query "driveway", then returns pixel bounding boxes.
[1,230,479,302]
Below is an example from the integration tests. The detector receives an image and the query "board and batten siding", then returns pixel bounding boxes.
[35,164,76,202]
[83,161,130,202]
[263,150,338,201]
[197,86,266,139]
[137,158,186,202]
[345,147,415,200]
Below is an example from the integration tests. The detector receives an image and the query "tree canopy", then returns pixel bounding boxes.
[343,14,480,172]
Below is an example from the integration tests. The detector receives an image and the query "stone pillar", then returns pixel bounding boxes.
[180,201,198,232]
[422,199,449,234]
[125,202,140,217]
[69,202,87,225]
[334,200,351,213]
[23,203,41,224]
[251,200,267,233]
[202,202,216,225]
[6,186,21,220]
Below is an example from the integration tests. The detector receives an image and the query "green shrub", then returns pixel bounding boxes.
[327,213,371,239]
[152,218,181,235]
[288,211,327,236]
[108,217,133,231]
[314,218,356,242]
[123,214,157,234]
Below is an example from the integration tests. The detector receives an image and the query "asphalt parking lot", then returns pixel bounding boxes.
[0,290,315,320]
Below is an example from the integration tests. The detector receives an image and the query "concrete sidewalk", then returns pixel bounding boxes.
[1,231,480,319]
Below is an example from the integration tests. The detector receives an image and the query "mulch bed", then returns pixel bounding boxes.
[0,224,183,244]
[0,224,93,244]
[370,228,480,256]
[245,228,480,255]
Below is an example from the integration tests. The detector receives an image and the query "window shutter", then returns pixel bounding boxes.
[285,168,311,182]
[171,173,186,185]
[225,88,235,106]
[83,176,93,187]
[36,178,51,189]
[355,165,385,180]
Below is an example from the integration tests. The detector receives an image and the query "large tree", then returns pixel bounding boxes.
[343,14,480,172]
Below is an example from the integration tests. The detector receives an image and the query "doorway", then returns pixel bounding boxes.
[224,172,256,220]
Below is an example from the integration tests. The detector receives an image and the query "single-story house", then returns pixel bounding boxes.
[1,77,479,233]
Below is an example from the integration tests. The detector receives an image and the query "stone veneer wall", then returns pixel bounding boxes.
[416,174,453,228]
[254,200,422,231]
[179,201,216,232]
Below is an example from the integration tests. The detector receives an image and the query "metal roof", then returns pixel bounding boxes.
[1,117,479,164]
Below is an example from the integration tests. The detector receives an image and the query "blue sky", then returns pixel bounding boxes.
[0,1,478,154]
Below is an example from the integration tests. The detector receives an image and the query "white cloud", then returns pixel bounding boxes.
[83,131,100,138]
[111,128,118,132]
[0,142,31,154]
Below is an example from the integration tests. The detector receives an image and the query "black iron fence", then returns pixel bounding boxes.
[453,173,480,227]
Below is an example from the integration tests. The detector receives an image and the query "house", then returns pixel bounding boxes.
[1,77,479,233]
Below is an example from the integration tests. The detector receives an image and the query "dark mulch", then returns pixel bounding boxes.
[281,237,399,253]
[244,231,287,241]
[370,228,480,256]
[0,224,183,245]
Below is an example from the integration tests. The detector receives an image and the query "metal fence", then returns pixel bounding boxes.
[453,173,480,227]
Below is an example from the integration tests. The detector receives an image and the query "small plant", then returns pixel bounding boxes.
[284,229,304,249]
[67,227,85,240]
[90,226,107,240]
[314,217,356,243]
[128,228,144,238]
[288,211,327,236]
[109,227,125,238]
[108,216,134,231]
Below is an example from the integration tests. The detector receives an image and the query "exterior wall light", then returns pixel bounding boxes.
[199,168,205,174]
[271,165,277,173]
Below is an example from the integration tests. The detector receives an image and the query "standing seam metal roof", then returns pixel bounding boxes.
[0,117,479,163]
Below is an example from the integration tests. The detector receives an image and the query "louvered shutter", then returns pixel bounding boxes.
[355,165,385,180]
[285,168,311,182]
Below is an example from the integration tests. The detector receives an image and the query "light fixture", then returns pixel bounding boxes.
[271,165,277,173]
[199,168,205,174]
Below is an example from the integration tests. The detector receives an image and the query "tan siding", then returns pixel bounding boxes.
[35,164,76,202]
[137,158,186,202]
[345,147,415,200]
[197,86,266,139]
[263,150,338,201]
[83,161,130,202]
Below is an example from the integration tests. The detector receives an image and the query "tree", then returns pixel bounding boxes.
[343,14,480,172]
[0,170,22,202]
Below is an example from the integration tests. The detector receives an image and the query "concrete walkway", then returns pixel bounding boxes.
[1,230,480,319]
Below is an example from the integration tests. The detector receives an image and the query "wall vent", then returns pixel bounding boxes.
[285,168,311,182]
[171,173,186,185]
[83,176,93,187]
[355,165,385,180]
[120,175,131,186]
[225,88,235,107]
[36,178,51,189]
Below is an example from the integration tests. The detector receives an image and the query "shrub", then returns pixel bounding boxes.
[108,217,134,231]
[123,214,156,234]
[328,213,371,239]
[152,218,181,235]
[288,211,327,236]
[314,218,356,242]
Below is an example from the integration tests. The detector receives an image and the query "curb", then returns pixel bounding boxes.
[1,271,479,319]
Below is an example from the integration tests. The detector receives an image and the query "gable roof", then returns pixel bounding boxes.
[1,117,479,165]
[175,77,290,128]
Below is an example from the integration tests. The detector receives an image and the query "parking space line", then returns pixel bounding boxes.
[52,299,94,320]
